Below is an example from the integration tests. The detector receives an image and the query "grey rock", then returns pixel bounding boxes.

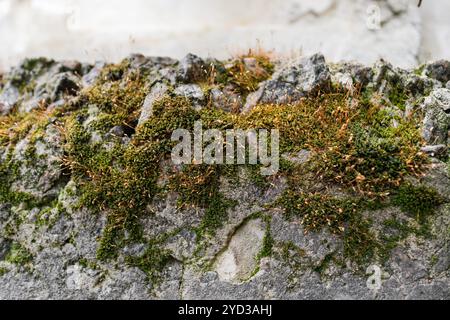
[421,88,450,145]
[1,55,450,300]
[174,84,204,100]
[244,53,330,112]
[331,62,374,88]
[425,60,450,84]
[138,82,169,125]
[0,237,11,260]
[177,53,207,83]
[420,145,448,158]
[174,84,204,108]
[82,61,106,87]
[108,125,126,137]
[210,85,242,112]
[18,67,81,113]
[0,83,19,115]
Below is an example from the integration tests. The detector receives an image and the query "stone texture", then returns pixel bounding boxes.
[244,53,330,112]
[138,82,169,125]
[0,54,449,301]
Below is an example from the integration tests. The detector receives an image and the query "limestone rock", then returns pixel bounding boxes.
[244,53,331,112]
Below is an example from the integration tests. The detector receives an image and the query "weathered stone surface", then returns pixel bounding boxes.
[244,53,331,112]
[425,60,450,84]
[0,54,449,301]
[138,82,169,125]
[210,86,242,112]
[177,53,208,83]
[421,88,450,145]
[0,84,19,115]
[214,218,265,283]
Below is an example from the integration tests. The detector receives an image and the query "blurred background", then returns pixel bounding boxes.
[0,0,448,70]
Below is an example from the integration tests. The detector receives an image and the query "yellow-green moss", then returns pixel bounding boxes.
[125,241,172,284]
[5,242,32,266]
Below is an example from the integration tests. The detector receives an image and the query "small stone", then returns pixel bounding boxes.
[210,86,242,112]
[0,83,20,115]
[0,238,11,260]
[425,60,450,84]
[174,84,204,101]
[421,88,450,144]
[244,53,330,111]
[420,145,448,158]
[108,125,125,137]
[282,149,312,164]
[82,61,106,87]
[214,219,265,283]
[177,53,207,83]
[138,82,169,125]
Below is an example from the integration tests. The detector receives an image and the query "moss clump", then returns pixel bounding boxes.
[206,50,274,100]
[125,242,172,284]
[392,183,444,223]
[0,266,9,276]
[0,104,51,147]
[81,62,147,127]
[0,151,37,207]
[169,164,236,236]
[279,190,359,234]
[224,51,274,96]
[5,242,32,266]
[277,190,379,265]
[64,94,201,260]
[78,258,100,270]
[387,83,409,111]
[313,252,335,275]
[257,217,274,259]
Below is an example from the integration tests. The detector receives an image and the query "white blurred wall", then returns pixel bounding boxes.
[0,0,448,70]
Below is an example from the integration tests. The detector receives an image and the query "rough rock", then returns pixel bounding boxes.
[0,54,449,300]
[0,84,20,115]
[214,218,265,283]
[176,53,208,83]
[244,53,330,112]
[425,60,450,84]
[174,84,205,109]
[210,86,242,112]
[138,82,169,125]
[421,88,450,145]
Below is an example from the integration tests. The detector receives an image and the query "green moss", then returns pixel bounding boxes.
[343,214,377,265]
[206,50,274,99]
[78,258,100,270]
[0,266,9,276]
[313,252,335,275]
[392,183,444,223]
[125,241,172,284]
[170,164,236,236]
[257,217,274,259]
[278,190,360,234]
[0,151,38,207]
[414,64,425,76]
[387,84,409,111]
[5,242,32,266]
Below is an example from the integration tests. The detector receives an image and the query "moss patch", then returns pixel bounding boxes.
[125,241,172,284]
[5,242,32,266]
[392,183,444,223]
